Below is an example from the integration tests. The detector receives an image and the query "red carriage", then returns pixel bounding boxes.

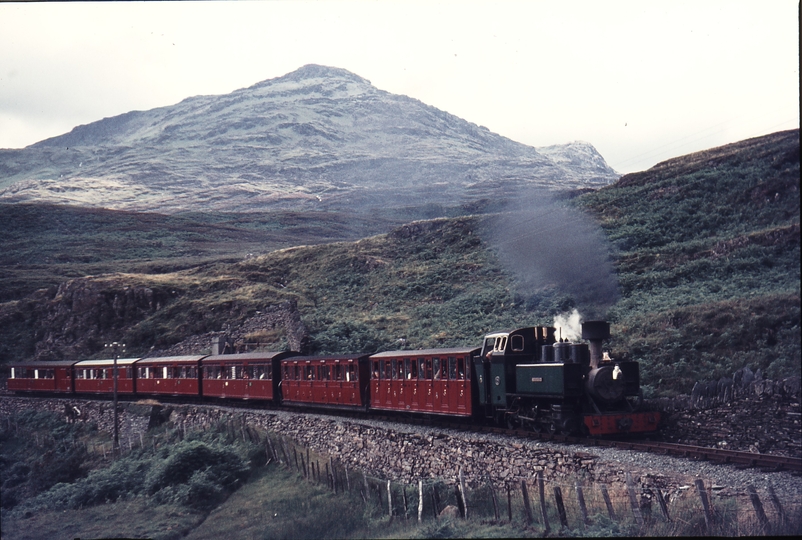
[202,351,293,401]
[369,348,478,417]
[73,358,139,395]
[7,360,77,393]
[280,354,370,409]
[135,356,204,397]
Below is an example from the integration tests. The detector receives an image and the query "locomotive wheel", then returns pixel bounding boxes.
[546,423,558,435]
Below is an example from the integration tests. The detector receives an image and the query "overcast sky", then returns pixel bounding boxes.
[0,0,798,173]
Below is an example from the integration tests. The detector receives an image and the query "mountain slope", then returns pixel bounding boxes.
[0,64,618,213]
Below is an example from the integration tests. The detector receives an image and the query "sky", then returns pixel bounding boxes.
[0,0,798,173]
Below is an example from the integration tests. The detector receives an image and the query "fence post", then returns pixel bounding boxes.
[418,480,424,522]
[363,470,370,502]
[694,479,713,532]
[486,476,499,521]
[301,454,308,479]
[553,486,569,529]
[402,484,409,520]
[747,485,770,534]
[521,480,534,524]
[431,485,440,519]
[537,471,550,533]
[345,466,351,492]
[458,469,468,520]
[575,480,590,526]
[766,483,786,527]
[266,436,277,463]
[600,484,616,521]
[656,488,671,522]
[506,482,513,523]
[387,480,393,522]
[626,472,644,527]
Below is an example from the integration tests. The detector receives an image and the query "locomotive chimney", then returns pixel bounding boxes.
[581,321,610,368]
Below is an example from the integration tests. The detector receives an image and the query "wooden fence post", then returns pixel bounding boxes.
[575,481,590,526]
[521,480,534,524]
[656,488,671,522]
[626,472,644,527]
[553,486,569,529]
[694,479,713,532]
[766,483,786,527]
[486,476,499,521]
[402,484,409,520]
[537,472,550,533]
[431,485,440,519]
[747,485,770,534]
[330,457,337,493]
[506,482,513,523]
[387,480,393,522]
[600,484,616,521]
[418,480,424,522]
[363,470,370,502]
[345,466,351,492]
[458,469,468,519]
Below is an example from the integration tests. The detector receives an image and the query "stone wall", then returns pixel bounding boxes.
[649,368,801,456]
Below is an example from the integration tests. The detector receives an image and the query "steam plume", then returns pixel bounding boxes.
[484,191,619,318]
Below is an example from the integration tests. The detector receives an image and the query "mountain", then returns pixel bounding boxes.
[0,64,618,214]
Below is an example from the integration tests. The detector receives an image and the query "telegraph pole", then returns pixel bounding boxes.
[105,341,125,457]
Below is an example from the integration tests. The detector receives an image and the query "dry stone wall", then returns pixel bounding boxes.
[649,369,801,456]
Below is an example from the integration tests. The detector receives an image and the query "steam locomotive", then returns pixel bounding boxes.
[7,321,659,436]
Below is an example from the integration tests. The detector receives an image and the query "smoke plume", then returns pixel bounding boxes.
[484,191,619,318]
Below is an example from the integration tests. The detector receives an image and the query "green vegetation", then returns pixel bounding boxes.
[577,129,800,394]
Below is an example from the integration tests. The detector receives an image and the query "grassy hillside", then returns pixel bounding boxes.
[577,129,800,394]
[1,130,799,396]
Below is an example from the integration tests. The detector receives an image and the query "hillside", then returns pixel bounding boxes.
[0,64,617,215]
[0,130,798,396]
[578,129,800,393]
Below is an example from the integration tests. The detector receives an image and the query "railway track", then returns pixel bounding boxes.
[4,393,801,473]
[422,418,802,473]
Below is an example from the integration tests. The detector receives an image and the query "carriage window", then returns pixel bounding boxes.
[494,337,508,352]
[457,358,466,380]
[403,358,411,379]
[334,364,343,381]
[391,359,398,380]
[425,358,433,380]
[321,365,331,381]
[418,358,426,380]
[379,360,387,380]
[372,360,379,380]
[511,335,524,352]
[408,358,418,379]
[448,357,457,380]
[432,358,441,380]
[253,364,267,380]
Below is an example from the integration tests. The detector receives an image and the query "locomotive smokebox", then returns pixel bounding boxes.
[581,321,610,368]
